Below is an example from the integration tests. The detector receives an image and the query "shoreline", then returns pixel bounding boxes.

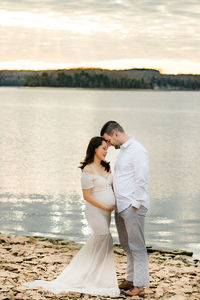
[0,233,199,299]
[1,86,200,92]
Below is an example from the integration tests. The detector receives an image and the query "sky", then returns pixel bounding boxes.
[0,0,200,74]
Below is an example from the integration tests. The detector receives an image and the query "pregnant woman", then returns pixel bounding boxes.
[23,136,120,296]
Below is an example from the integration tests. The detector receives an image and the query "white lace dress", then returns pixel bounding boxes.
[23,172,120,296]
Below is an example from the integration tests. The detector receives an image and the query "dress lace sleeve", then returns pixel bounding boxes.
[81,173,94,189]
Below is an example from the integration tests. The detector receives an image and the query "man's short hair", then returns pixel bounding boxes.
[100,121,124,137]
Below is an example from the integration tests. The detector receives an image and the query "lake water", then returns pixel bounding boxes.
[0,87,200,259]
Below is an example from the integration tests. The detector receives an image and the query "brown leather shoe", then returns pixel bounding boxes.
[123,287,145,297]
[118,279,133,290]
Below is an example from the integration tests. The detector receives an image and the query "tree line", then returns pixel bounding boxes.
[1,69,200,90]
[23,71,151,89]
[150,76,200,90]
[23,71,200,90]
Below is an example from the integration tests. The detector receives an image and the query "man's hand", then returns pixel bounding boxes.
[132,206,137,212]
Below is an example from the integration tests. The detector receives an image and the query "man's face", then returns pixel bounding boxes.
[103,132,121,149]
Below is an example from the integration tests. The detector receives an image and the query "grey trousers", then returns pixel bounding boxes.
[115,205,149,287]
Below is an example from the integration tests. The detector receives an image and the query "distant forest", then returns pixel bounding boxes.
[24,71,151,89]
[24,71,200,90]
[1,68,200,90]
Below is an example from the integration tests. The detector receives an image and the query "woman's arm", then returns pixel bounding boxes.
[82,188,115,211]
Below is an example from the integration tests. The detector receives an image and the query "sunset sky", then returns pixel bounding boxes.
[0,0,199,74]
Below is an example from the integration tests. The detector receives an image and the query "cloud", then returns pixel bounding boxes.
[0,0,199,73]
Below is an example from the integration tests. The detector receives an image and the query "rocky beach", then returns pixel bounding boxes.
[0,233,199,300]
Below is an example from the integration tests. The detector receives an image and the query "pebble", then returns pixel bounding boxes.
[0,232,199,299]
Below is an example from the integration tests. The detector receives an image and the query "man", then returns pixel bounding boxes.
[100,121,150,297]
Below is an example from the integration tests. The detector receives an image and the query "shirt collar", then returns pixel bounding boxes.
[121,137,135,149]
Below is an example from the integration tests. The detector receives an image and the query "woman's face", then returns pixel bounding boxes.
[95,141,108,161]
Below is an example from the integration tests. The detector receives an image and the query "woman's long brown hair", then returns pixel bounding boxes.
[79,136,110,172]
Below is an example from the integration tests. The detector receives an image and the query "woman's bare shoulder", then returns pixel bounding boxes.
[82,164,93,173]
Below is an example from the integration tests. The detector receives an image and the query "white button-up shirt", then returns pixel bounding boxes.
[113,137,149,213]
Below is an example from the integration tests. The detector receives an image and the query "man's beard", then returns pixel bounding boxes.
[114,144,120,149]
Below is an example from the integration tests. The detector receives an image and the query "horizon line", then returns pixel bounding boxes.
[0,67,200,76]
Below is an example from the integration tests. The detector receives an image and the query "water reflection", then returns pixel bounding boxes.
[153,218,174,225]
[0,191,199,258]
[0,88,200,259]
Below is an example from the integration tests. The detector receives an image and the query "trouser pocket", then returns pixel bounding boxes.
[137,205,148,216]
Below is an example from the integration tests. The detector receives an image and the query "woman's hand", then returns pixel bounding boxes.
[83,189,116,212]
[105,205,116,211]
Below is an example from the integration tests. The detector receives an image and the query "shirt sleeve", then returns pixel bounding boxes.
[81,173,94,189]
[131,148,149,209]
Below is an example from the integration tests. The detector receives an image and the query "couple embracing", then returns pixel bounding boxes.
[24,121,150,297]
